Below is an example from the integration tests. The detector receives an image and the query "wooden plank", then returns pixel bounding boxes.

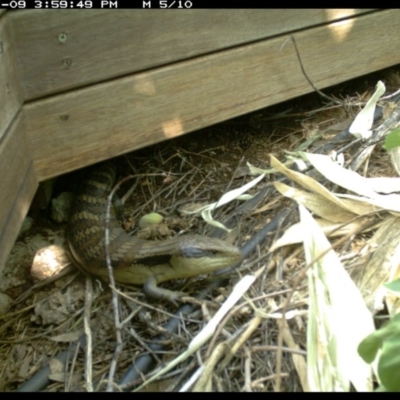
[10,9,374,101]
[0,113,38,272]
[0,13,23,142]
[25,9,400,182]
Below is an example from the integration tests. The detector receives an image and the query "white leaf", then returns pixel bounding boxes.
[349,80,386,139]
[300,205,374,392]
[183,174,265,231]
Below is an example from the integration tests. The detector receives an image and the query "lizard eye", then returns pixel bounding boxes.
[181,247,215,258]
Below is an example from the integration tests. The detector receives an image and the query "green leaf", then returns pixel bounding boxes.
[383,278,400,293]
[378,335,400,391]
[358,312,400,392]
[358,333,384,363]
[383,127,400,151]
[358,313,400,364]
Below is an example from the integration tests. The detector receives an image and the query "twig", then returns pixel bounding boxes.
[291,36,344,107]
[66,338,82,391]
[252,345,306,356]
[164,169,193,199]
[218,315,263,372]
[243,346,253,392]
[178,168,200,196]
[83,276,94,392]
[192,342,229,392]
[187,170,211,198]
[104,174,134,392]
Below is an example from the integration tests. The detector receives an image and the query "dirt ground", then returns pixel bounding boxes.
[2,63,400,392]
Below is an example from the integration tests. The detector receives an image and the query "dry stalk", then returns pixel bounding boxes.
[83,276,93,392]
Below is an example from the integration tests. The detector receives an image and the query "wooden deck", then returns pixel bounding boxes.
[1,9,400,270]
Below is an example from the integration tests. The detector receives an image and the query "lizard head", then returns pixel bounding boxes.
[168,235,243,278]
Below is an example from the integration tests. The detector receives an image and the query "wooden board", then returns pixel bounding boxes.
[0,14,23,142]
[9,9,374,101]
[0,113,38,272]
[23,9,400,182]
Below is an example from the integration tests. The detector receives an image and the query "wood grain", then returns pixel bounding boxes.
[23,10,400,182]
[9,9,374,101]
[0,113,38,272]
[0,14,23,142]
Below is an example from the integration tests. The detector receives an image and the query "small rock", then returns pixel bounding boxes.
[0,292,13,314]
[31,244,70,281]
[51,192,74,223]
